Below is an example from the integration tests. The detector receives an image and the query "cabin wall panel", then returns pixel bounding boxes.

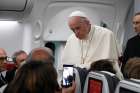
[0,22,24,56]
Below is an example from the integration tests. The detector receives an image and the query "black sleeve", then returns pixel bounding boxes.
[121,40,131,72]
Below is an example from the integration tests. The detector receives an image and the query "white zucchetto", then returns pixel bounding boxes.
[69,10,88,18]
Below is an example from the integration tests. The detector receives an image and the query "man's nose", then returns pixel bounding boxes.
[133,24,137,28]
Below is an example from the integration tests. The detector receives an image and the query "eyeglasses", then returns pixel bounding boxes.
[0,56,7,62]
[0,56,13,62]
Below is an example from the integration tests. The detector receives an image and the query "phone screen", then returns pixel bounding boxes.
[62,64,74,88]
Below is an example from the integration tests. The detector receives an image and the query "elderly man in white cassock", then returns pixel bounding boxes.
[59,10,123,80]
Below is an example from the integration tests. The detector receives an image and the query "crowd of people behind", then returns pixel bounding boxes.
[0,10,140,93]
[0,47,139,93]
[0,47,76,93]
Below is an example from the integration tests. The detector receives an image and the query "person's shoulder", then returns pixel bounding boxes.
[94,25,112,33]
[94,25,113,35]
[128,35,139,42]
[6,68,16,75]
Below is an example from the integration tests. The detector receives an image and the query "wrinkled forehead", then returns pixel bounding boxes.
[68,16,82,25]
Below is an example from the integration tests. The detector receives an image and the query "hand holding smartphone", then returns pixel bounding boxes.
[62,64,74,88]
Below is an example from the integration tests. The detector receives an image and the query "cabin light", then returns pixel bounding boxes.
[0,21,19,29]
[0,21,19,33]
[0,21,18,26]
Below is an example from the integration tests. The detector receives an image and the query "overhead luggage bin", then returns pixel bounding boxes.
[0,0,33,20]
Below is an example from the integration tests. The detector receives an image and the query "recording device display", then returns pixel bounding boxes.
[62,64,74,88]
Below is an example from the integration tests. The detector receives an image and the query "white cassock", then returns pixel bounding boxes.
[59,25,123,79]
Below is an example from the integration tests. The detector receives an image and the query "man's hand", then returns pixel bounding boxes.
[62,81,76,93]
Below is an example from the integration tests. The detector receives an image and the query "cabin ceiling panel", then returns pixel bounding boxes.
[51,0,115,5]
[43,2,115,41]
[0,0,33,20]
[0,0,27,11]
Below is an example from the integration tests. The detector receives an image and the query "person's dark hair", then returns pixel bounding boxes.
[4,60,60,93]
[135,12,140,16]
[12,50,27,63]
[89,59,116,74]
[45,42,55,55]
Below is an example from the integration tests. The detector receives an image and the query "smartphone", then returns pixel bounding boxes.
[62,64,74,88]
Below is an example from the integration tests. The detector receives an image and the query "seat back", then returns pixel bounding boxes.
[74,67,88,93]
[74,68,82,93]
[83,71,119,93]
[115,79,140,93]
